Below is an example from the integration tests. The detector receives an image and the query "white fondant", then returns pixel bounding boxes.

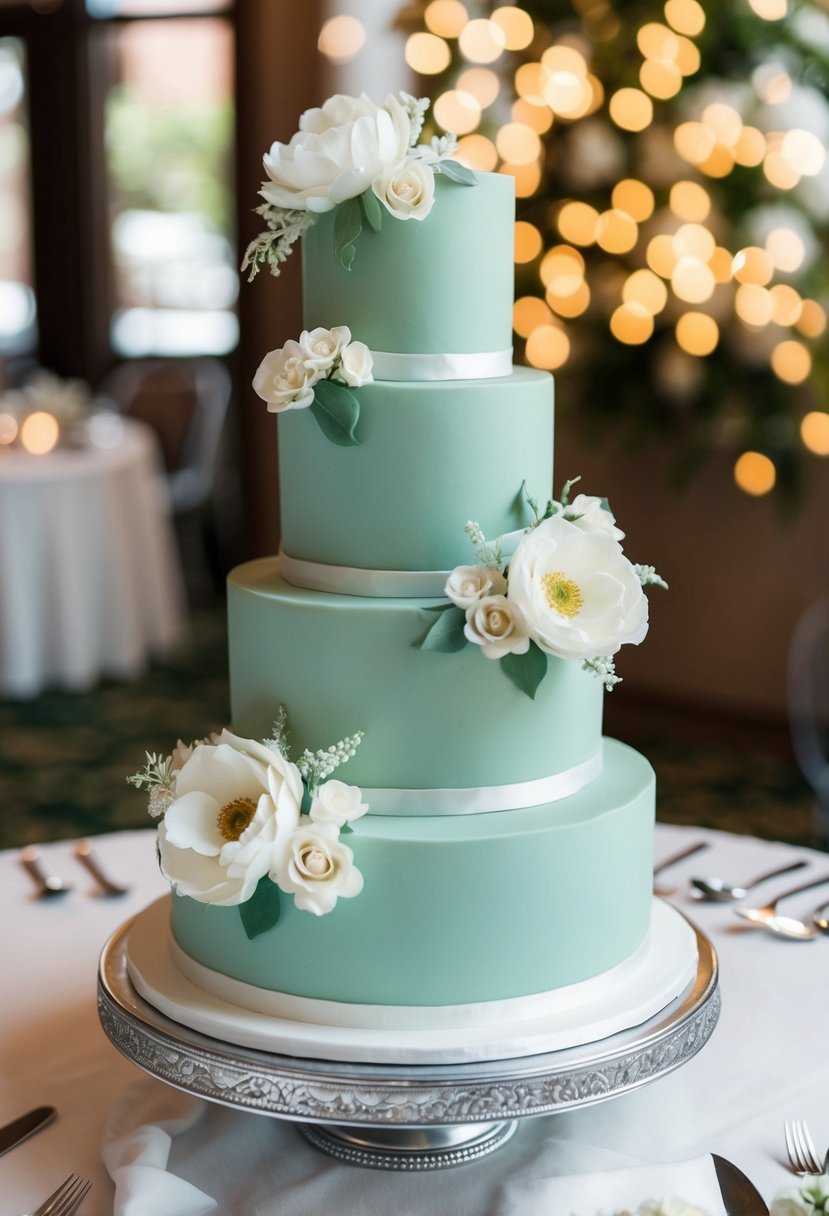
[369,348,513,382]
[126,897,699,1065]
[279,529,526,599]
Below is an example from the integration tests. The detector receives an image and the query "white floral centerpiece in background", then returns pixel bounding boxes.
[419,478,667,699]
[242,91,476,280]
[128,707,368,937]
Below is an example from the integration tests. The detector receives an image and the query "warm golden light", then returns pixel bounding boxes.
[491,5,534,50]
[612,179,655,222]
[637,22,678,61]
[673,223,715,261]
[541,45,588,76]
[405,32,452,74]
[748,0,788,19]
[424,0,468,38]
[514,63,547,105]
[623,268,668,315]
[801,411,829,456]
[765,227,805,273]
[459,18,506,63]
[763,149,800,190]
[547,279,591,317]
[0,412,18,445]
[512,98,554,133]
[732,246,774,286]
[771,339,811,384]
[735,284,774,327]
[669,180,711,221]
[709,246,734,284]
[525,324,571,369]
[557,201,599,246]
[753,64,792,104]
[674,35,701,76]
[458,68,500,108]
[514,221,543,263]
[733,126,766,167]
[676,311,719,355]
[734,451,776,496]
[671,257,715,303]
[318,15,366,62]
[674,121,716,164]
[513,295,553,337]
[610,302,654,345]
[433,90,481,135]
[497,122,541,164]
[539,245,585,288]
[697,146,736,178]
[701,102,742,147]
[609,88,653,132]
[455,134,498,171]
[796,300,827,339]
[769,284,803,327]
[499,160,542,197]
[664,0,705,36]
[20,411,59,455]
[640,60,683,100]
[647,233,679,278]
[596,209,639,254]
[781,129,826,177]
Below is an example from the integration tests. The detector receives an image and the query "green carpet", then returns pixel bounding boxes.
[0,604,822,852]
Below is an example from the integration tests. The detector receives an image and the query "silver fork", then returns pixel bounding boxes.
[784,1120,827,1176]
[24,1173,91,1216]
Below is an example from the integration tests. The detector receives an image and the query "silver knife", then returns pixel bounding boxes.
[0,1106,56,1156]
[713,1154,770,1216]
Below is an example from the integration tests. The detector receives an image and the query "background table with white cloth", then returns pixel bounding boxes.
[0,418,185,699]
[2,823,828,1215]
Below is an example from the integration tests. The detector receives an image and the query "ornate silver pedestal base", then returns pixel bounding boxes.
[98,912,719,1172]
[300,1120,518,1170]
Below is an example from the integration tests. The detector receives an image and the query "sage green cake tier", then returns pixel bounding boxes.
[171,739,654,1007]
[228,558,603,799]
[279,368,553,572]
[302,172,514,356]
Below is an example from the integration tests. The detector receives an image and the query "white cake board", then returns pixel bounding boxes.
[125,895,698,1066]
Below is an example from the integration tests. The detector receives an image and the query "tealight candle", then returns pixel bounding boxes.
[20,411,59,455]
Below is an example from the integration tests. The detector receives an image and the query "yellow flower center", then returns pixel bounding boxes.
[216,796,257,841]
[541,570,584,618]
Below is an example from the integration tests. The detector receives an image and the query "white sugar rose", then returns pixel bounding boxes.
[261,93,411,214]
[372,157,436,220]
[298,326,351,373]
[253,341,320,412]
[275,824,364,916]
[567,493,625,542]
[158,730,303,907]
[445,565,507,610]
[464,595,530,660]
[310,779,369,829]
[507,515,648,661]
[339,341,374,388]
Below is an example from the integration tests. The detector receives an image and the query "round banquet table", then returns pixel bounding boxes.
[0,418,185,699]
[1,822,828,1215]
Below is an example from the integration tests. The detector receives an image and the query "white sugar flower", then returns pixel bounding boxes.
[770,1175,829,1216]
[567,493,625,542]
[298,326,351,373]
[373,157,436,221]
[339,341,374,388]
[158,730,304,907]
[274,823,363,916]
[261,93,411,214]
[253,341,321,411]
[445,565,507,610]
[310,780,369,829]
[507,515,648,661]
[464,595,531,660]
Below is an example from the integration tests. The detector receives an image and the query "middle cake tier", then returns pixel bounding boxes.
[277,367,553,576]
[229,558,604,808]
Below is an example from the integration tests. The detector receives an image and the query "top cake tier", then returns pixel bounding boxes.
[302,172,514,362]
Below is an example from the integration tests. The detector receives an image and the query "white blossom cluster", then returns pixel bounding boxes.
[298,731,365,792]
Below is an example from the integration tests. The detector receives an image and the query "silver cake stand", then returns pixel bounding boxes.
[97,915,719,1172]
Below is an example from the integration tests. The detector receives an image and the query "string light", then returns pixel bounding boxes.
[673,36,701,76]
[732,127,766,167]
[499,160,542,197]
[318,15,365,62]
[405,32,452,75]
[610,302,654,344]
[612,179,654,222]
[735,284,774,327]
[525,324,570,369]
[671,257,715,303]
[514,63,547,105]
[669,180,711,221]
[458,68,500,108]
[455,134,498,170]
[734,451,776,496]
[748,0,788,19]
[765,227,805,273]
[512,98,553,133]
[709,247,734,284]
[514,221,543,263]
[647,233,679,278]
[796,300,827,338]
[732,247,773,286]
[623,269,668,314]
[637,22,679,60]
[497,122,541,164]
[547,279,591,317]
[664,0,705,36]
[459,19,506,64]
[609,88,653,132]
[20,412,59,455]
[433,90,481,134]
[781,129,826,177]
[539,245,585,288]
[641,60,682,100]
[491,6,535,50]
[769,284,802,327]
[676,312,719,355]
[753,64,791,103]
[557,201,599,245]
[801,412,829,456]
[771,339,811,384]
[595,209,639,254]
[513,295,552,337]
[424,0,468,38]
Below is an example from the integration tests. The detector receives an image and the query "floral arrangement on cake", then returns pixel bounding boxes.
[128,709,367,939]
[252,324,372,446]
[419,478,667,699]
[241,91,476,279]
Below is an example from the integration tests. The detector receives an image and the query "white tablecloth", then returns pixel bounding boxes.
[0,419,185,698]
[1,823,828,1214]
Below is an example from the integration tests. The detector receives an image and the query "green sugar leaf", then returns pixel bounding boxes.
[311,379,362,447]
[435,160,477,186]
[359,189,383,233]
[418,605,468,653]
[239,876,282,941]
[501,643,548,699]
[334,197,363,271]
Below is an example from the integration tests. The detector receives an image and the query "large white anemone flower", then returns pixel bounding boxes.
[158,730,303,907]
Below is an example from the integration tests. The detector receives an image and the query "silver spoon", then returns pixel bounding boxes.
[20,847,72,898]
[812,900,829,935]
[653,841,709,896]
[691,858,808,902]
[735,874,829,940]
[74,840,130,897]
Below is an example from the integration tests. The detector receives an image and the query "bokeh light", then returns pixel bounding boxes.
[20,412,59,455]
[765,228,805,273]
[623,268,668,314]
[734,451,776,495]
[609,88,653,132]
[797,300,827,338]
[514,221,543,263]
[424,0,468,38]
[491,6,535,50]
[610,302,654,344]
[459,18,506,64]
[676,311,719,355]
[433,90,481,134]
[732,246,773,286]
[525,324,571,368]
[664,0,705,35]
[458,68,500,108]
[612,179,654,222]
[405,32,452,75]
[0,413,19,445]
[748,0,788,19]
[318,15,365,62]
[496,122,541,164]
[499,160,542,197]
[770,339,811,384]
[801,412,829,456]
[669,180,711,221]
[557,201,599,245]
[513,295,552,337]
[455,134,498,171]
[596,209,639,253]
[735,284,774,327]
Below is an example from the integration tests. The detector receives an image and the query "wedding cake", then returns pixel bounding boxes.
[127,93,697,1065]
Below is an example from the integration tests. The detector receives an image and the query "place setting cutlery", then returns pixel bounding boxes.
[653,840,709,895]
[19,1173,91,1216]
[690,859,808,902]
[19,841,129,900]
[0,1105,56,1158]
[784,1119,829,1177]
[734,874,829,940]
[712,1154,770,1215]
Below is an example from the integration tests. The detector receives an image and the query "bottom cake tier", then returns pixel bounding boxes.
[170,739,655,1010]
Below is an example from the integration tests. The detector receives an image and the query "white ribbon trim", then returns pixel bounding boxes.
[364,748,603,817]
[279,529,526,599]
[370,347,512,382]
